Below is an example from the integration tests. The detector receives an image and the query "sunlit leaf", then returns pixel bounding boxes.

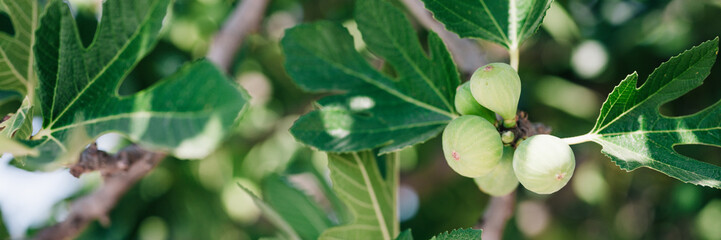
[587,38,721,188]
[421,0,552,49]
[0,0,39,95]
[430,228,482,240]
[23,0,249,169]
[282,0,459,154]
[320,151,398,240]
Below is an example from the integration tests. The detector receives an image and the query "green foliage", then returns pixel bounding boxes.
[0,0,39,95]
[0,97,32,138]
[421,0,552,49]
[321,151,398,240]
[586,38,721,188]
[0,134,36,156]
[18,0,249,168]
[430,228,482,240]
[262,176,332,240]
[395,229,413,240]
[282,0,459,154]
[240,184,303,240]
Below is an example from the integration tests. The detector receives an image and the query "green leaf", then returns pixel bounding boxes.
[586,37,721,188]
[421,0,552,49]
[0,96,32,138]
[0,135,37,156]
[282,0,459,154]
[0,0,39,95]
[430,228,482,240]
[320,151,398,240]
[24,0,248,168]
[0,90,21,110]
[238,184,302,240]
[396,229,413,240]
[263,175,332,240]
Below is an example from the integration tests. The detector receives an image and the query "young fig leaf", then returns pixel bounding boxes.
[585,37,721,188]
[422,0,552,50]
[23,0,249,169]
[282,0,460,154]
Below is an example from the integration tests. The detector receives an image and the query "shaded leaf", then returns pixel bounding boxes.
[320,151,398,240]
[396,229,413,240]
[24,0,248,168]
[587,38,721,188]
[0,0,39,95]
[282,0,459,154]
[422,0,552,49]
[238,184,302,240]
[430,228,482,240]
[263,175,332,240]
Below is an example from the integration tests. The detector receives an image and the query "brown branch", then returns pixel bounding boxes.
[34,145,166,240]
[399,0,486,74]
[476,191,516,240]
[207,0,271,72]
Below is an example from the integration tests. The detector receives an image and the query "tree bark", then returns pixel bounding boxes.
[34,145,166,240]
[207,0,271,72]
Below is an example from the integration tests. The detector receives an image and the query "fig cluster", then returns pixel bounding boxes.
[442,63,575,195]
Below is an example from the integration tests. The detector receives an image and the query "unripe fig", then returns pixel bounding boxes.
[513,134,575,194]
[474,147,518,196]
[454,82,495,123]
[469,63,521,128]
[501,131,515,144]
[442,115,503,178]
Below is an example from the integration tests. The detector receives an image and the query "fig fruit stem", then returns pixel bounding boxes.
[562,134,598,145]
[509,47,520,71]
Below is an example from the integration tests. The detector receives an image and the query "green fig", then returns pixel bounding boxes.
[470,63,521,128]
[474,147,519,196]
[513,134,575,194]
[442,115,503,178]
[454,82,496,123]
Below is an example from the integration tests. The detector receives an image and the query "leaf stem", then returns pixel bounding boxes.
[561,134,597,145]
[509,47,520,71]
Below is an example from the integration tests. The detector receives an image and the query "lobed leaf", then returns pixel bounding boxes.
[282,0,459,154]
[22,0,249,168]
[0,0,39,95]
[320,151,398,240]
[421,0,552,49]
[587,38,721,188]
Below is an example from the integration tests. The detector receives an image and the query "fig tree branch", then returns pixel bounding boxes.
[476,191,516,240]
[34,145,167,240]
[207,0,271,72]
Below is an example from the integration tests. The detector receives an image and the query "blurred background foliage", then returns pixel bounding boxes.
[1,0,721,239]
